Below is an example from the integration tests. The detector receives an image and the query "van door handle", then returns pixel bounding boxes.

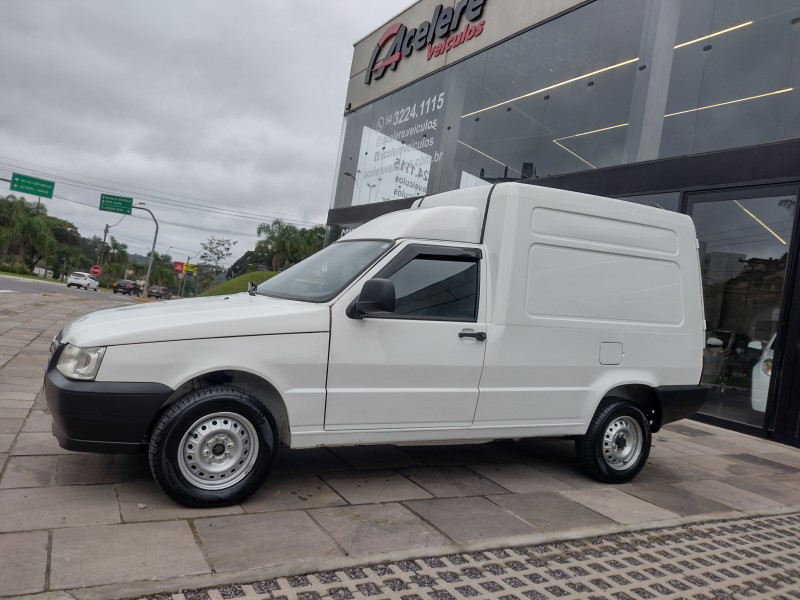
[459,331,486,341]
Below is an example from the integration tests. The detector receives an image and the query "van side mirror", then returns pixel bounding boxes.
[347,278,396,319]
[247,281,257,296]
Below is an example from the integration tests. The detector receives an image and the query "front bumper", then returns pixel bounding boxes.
[656,385,708,429]
[44,351,173,453]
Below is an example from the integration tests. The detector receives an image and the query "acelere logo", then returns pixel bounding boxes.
[365,0,487,85]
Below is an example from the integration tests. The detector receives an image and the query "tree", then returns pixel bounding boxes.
[255,220,324,269]
[0,195,88,273]
[0,195,54,269]
[143,250,177,288]
[298,225,325,259]
[200,237,237,277]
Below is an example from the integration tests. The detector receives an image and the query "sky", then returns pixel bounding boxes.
[0,0,412,264]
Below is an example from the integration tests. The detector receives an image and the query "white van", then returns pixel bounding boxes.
[45,183,707,507]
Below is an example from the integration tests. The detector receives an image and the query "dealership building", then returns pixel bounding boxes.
[326,0,800,447]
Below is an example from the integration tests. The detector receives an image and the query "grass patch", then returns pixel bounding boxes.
[201,271,277,297]
[0,270,48,282]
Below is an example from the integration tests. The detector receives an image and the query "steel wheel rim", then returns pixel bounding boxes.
[178,412,259,490]
[602,415,642,471]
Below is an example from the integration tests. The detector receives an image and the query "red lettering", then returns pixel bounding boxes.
[425,19,486,61]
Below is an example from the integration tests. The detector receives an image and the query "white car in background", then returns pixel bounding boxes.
[751,334,776,412]
[66,272,99,291]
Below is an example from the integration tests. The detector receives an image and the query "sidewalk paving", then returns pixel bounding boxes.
[135,510,800,600]
[1,292,800,600]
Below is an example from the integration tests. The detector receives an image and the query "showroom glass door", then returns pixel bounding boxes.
[687,184,799,431]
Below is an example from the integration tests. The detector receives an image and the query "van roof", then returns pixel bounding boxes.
[342,183,688,244]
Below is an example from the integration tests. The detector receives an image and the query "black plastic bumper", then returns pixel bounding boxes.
[44,360,173,454]
[656,385,708,429]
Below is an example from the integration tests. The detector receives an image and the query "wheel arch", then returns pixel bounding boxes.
[155,370,291,447]
[600,384,663,432]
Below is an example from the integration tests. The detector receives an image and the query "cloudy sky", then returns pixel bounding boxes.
[0,0,411,263]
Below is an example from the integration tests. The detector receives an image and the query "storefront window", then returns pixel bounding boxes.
[690,185,798,426]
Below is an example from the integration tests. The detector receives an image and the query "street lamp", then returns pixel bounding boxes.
[366,182,377,204]
[134,202,159,295]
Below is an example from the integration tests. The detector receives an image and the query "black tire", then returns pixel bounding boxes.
[576,399,651,483]
[148,386,278,507]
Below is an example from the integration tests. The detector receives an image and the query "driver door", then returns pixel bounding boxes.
[325,243,487,430]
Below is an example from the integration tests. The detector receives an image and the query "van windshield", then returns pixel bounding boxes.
[256,240,393,302]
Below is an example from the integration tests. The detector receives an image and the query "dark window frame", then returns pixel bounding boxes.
[369,243,483,323]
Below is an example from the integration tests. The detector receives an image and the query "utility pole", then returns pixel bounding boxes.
[99,224,109,268]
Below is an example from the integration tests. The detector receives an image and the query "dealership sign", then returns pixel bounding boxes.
[365,0,487,84]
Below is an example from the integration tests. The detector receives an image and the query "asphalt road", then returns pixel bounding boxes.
[0,273,141,303]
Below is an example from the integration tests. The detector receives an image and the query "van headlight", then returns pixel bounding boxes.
[56,344,106,381]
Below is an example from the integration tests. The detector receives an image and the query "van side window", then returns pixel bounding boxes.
[386,257,478,320]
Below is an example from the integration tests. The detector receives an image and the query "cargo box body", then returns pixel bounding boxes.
[338,182,705,439]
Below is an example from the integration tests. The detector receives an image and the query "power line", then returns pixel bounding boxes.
[0,159,325,228]
[0,156,323,223]
[51,192,263,238]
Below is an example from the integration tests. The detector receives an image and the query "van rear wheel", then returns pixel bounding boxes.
[148,386,278,507]
[576,399,651,483]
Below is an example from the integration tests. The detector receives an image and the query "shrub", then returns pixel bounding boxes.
[0,263,34,275]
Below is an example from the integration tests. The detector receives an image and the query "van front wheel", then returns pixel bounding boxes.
[576,399,650,483]
[148,386,278,507]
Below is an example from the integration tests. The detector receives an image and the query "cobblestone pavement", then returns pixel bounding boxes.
[136,512,800,600]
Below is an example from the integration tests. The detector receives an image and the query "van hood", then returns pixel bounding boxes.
[60,293,330,347]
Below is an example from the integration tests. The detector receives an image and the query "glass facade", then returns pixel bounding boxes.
[688,185,798,428]
[332,0,800,212]
[331,0,800,441]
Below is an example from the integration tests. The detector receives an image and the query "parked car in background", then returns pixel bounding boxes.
[66,272,99,291]
[112,280,141,296]
[702,330,756,386]
[751,334,776,412]
[147,285,171,299]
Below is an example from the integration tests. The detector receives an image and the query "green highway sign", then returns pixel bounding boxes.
[10,172,55,199]
[99,194,133,215]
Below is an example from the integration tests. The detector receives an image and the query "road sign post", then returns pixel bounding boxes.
[99,194,133,215]
[10,173,55,199]
[90,265,102,277]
